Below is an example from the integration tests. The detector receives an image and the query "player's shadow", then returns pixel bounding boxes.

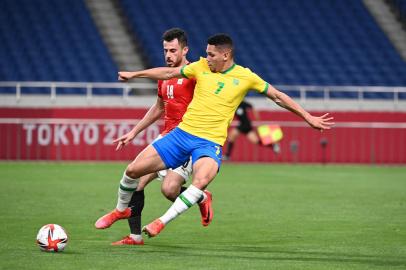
[150,243,406,268]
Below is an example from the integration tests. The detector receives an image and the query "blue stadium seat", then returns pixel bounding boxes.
[120,0,406,95]
[0,0,118,94]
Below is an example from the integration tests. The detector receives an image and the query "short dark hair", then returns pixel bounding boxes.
[207,33,233,49]
[207,33,234,57]
[162,28,188,48]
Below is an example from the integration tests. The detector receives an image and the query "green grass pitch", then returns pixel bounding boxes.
[0,162,405,270]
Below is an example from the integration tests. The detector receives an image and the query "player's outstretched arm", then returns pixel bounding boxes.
[113,96,164,151]
[265,84,335,131]
[118,66,183,82]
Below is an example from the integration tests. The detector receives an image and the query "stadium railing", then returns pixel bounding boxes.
[1,82,406,108]
[0,81,156,101]
[1,81,405,163]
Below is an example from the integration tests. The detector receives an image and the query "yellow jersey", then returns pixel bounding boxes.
[179,57,269,145]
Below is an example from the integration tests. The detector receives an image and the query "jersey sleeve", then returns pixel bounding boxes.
[180,58,204,79]
[249,71,269,94]
[157,80,163,98]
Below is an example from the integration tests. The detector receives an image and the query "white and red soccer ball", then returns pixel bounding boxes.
[36,224,68,252]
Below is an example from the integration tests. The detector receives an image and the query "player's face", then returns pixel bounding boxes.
[206,45,229,73]
[163,39,187,67]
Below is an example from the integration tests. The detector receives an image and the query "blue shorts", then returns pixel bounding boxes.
[152,127,222,170]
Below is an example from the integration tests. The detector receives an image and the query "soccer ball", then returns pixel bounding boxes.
[36,224,68,252]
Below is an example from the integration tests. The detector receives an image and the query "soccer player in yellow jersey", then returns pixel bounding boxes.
[96,33,334,238]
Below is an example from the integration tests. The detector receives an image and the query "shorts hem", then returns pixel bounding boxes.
[152,142,170,168]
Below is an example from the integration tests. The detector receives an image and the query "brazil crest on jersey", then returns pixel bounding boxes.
[179,57,269,145]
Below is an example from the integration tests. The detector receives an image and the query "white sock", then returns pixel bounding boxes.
[129,234,143,241]
[160,185,203,225]
[116,172,139,211]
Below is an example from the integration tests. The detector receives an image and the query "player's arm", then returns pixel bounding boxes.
[264,84,335,131]
[118,66,183,82]
[113,96,164,150]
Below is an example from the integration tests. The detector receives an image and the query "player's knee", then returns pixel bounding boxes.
[161,183,179,201]
[125,163,140,179]
[192,175,211,190]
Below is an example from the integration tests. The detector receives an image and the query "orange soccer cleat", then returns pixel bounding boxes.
[111,235,144,246]
[95,208,132,229]
[199,190,213,226]
[142,219,165,238]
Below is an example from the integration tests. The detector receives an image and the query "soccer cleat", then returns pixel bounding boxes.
[142,219,165,238]
[111,236,144,246]
[199,190,213,227]
[95,208,132,229]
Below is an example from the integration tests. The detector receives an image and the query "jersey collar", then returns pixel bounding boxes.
[221,63,236,74]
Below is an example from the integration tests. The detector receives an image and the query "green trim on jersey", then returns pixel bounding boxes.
[261,82,269,94]
[180,66,189,79]
[119,184,136,192]
[179,194,193,207]
[221,63,236,74]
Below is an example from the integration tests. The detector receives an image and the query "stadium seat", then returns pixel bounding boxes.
[120,0,406,99]
[0,0,118,94]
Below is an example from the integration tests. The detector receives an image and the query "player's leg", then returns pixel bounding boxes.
[191,157,216,226]
[143,157,218,237]
[95,145,166,229]
[161,170,187,201]
[161,158,212,226]
[117,145,166,212]
[224,128,240,159]
[143,140,222,237]
[246,130,260,144]
[160,157,193,201]
[112,172,157,245]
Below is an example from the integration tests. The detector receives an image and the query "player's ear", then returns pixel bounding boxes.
[223,51,229,61]
[182,46,189,56]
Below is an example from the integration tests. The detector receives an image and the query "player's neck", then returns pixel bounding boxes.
[178,58,189,67]
[220,60,235,73]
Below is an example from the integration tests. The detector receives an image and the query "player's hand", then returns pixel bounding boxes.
[118,71,134,81]
[306,113,335,131]
[113,131,136,151]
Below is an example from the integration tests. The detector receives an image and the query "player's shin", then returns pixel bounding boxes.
[116,172,140,211]
[128,190,145,237]
[159,184,203,224]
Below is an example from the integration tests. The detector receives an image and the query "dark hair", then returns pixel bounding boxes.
[162,28,188,47]
[207,33,234,57]
[207,33,233,48]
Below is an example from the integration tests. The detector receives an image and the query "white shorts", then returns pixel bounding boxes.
[153,134,192,182]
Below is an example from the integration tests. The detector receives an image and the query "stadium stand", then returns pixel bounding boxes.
[390,0,406,22]
[393,0,406,14]
[0,0,118,94]
[1,0,405,99]
[120,0,406,94]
